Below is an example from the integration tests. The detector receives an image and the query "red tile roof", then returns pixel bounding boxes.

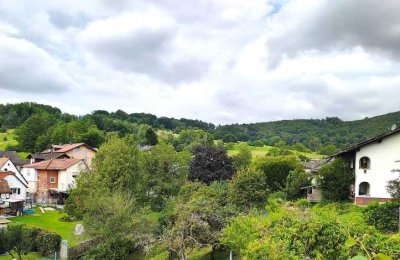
[56,143,86,153]
[0,179,11,194]
[24,159,82,170]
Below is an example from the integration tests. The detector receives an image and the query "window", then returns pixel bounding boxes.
[50,177,56,183]
[73,148,79,153]
[359,157,371,169]
[359,182,370,196]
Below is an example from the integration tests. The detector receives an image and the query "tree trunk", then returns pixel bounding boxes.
[210,245,216,260]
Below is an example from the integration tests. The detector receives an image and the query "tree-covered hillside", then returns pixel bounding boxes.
[213,113,400,150]
[2,102,400,153]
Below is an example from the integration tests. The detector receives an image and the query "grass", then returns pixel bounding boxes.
[0,129,18,150]
[227,143,324,159]
[10,207,85,246]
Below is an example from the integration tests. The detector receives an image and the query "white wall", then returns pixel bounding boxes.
[20,167,38,194]
[355,133,400,199]
[58,161,87,192]
[3,174,27,200]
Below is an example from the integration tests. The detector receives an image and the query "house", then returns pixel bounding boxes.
[0,179,23,216]
[331,127,400,205]
[0,151,29,171]
[302,158,329,203]
[0,158,28,201]
[23,159,88,204]
[28,143,97,166]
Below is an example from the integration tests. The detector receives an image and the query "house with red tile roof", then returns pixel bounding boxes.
[27,143,97,167]
[24,159,88,204]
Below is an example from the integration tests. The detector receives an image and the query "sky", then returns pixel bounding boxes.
[0,0,400,125]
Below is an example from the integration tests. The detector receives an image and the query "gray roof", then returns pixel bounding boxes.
[0,151,29,166]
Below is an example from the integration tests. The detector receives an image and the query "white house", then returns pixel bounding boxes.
[20,167,38,195]
[332,128,400,205]
[0,158,28,201]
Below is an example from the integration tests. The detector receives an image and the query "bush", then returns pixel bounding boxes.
[363,201,400,233]
[36,232,62,256]
[228,170,269,210]
[59,215,78,222]
[319,158,354,202]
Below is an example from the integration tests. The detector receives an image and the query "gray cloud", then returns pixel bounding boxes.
[0,35,72,93]
[268,0,400,67]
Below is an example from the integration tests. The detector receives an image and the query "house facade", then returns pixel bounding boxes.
[28,143,97,167]
[0,158,28,201]
[24,159,88,204]
[332,128,400,205]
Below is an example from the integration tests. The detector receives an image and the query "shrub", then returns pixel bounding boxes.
[363,201,400,233]
[36,232,62,256]
[59,215,78,222]
[228,170,269,210]
[319,158,354,202]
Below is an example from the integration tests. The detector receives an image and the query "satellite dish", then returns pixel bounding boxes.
[391,124,397,131]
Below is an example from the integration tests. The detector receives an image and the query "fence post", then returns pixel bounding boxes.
[60,240,70,260]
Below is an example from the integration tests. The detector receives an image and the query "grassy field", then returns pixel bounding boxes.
[227,143,324,159]
[0,129,18,150]
[10,207,85,246]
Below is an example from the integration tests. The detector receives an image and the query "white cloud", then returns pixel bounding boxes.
[0,0,400,124]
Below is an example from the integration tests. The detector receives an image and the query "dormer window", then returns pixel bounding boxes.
[359,157,371,169]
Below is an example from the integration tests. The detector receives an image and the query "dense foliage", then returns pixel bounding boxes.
[4,102,400,155]
[213,113,400,151]
[222,202,400,259]
[189,145,235,184]
[319,158,354,202]
[0,223,61,260]
[364,201,400,233]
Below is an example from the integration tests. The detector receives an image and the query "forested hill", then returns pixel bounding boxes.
[0,103,215,132]
[1,102,400,153]
[213,112,400,150]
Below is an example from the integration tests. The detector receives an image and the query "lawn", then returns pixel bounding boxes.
[10,207,85,246]
[0,129,18,150]
[228,143,324,159]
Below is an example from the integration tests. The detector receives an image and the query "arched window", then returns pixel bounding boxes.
[359,157,371,169]
[359,182,370,196]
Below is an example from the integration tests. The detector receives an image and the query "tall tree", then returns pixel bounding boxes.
[15,114,51,152]
[189,145,234,184]
[145,128,158,146]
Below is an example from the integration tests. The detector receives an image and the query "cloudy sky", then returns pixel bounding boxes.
[0,0,400,124]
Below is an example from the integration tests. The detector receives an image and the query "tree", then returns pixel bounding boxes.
[163,183,230,260]
[140,142,191,211]
[5,223,33,260]
[145,128,158,146]
[92,135,143,193]
[387,161,400,198]
[83,193,156,260]
[189,145,234,184]
[15,114,51,152]
[228,169,269,210]
[255,156,303,192]
[284,170,310,200]
[319,158,354,202]
[232,143,252,171]
[319,144,338,156]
